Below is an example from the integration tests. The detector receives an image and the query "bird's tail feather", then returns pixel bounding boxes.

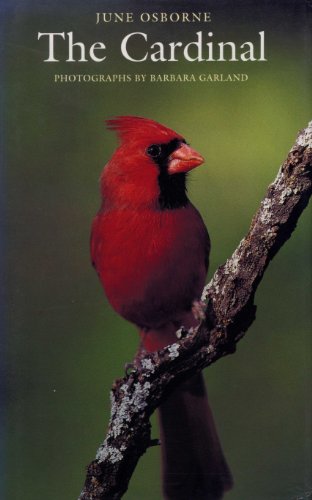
[159,372,233,500]
[140,320,232,499]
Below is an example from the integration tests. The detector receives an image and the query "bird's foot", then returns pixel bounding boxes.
[175,325,189,340]
[124,362,137,376]
[148,438,161,448]
[192,300,206,321]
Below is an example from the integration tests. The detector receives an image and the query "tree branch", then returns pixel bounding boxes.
[79,122,312,500]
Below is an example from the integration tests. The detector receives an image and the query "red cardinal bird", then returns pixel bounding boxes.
[91,116,232,499]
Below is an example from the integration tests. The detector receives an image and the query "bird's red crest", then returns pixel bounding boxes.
[106,115,183,144]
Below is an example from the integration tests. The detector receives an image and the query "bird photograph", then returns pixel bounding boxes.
[4,2,311,500]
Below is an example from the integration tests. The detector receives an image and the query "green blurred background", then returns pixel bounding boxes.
[3,1,311,498]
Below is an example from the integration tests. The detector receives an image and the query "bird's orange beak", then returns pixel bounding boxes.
[168,144,204,174]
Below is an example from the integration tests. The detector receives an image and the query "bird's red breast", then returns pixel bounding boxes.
[91,203,209,330]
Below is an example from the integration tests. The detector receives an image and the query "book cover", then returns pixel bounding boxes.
[2,1,311,499]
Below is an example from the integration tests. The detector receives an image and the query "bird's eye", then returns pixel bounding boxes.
[147,144,162,158]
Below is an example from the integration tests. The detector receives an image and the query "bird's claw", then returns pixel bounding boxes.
[192,300,206,321]
[124,362,137,376]
[176,325,189,339]
[148,438,161,448]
